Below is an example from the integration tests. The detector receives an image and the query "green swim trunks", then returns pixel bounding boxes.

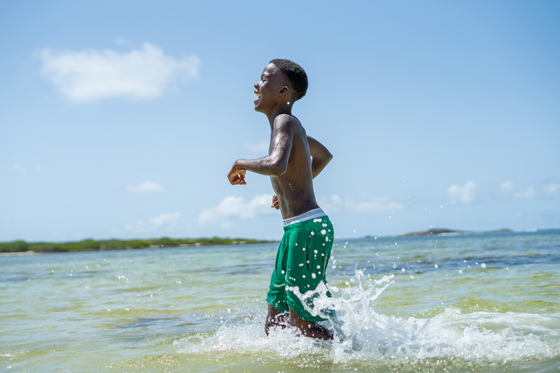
[266,214,334,322]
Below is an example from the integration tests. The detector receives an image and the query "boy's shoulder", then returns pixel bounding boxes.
[273,114,303,132]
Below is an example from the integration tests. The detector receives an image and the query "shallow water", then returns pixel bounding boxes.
[1,229,559,372]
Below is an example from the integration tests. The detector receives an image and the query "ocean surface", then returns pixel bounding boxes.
[1,229,559,372]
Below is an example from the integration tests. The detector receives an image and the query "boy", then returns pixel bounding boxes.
[227,59,334,340]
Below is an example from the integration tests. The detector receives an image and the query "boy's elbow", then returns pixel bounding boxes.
[269,159,288,176]
[273,163,288,176]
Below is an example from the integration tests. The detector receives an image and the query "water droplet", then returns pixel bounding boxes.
[481,263,487,268]
[434,264,439,268]
[310,232,315,236]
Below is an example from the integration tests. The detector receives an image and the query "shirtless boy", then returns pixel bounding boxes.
[227,59,334,340]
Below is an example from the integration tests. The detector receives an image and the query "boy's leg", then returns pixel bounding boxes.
[265,233,289,335]
[288,307,332,340]
[264,304,289,335]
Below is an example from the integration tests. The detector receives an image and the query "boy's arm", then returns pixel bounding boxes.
[228,117,293,185]
[307,135,333,179]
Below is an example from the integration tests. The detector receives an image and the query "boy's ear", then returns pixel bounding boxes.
[278,86,289,96]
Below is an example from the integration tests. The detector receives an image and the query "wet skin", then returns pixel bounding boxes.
[227,63,333,339]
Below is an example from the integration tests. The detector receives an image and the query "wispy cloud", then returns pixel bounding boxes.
[125,212,182,232]
[149,212,181,226]
[245,140,270,153]
[321,194,403,213]
[11,163,25,173]
[127,181,166,194]
[3,163,43,173]
[39,42,200,103]
[543,184,560,197]
[448,181,477,204]
[500,182,536,199]
[500,181,515,194]
[198,194,276,223]
[514,186,535,199]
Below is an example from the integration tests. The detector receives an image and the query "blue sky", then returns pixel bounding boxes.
[1,0,559,242]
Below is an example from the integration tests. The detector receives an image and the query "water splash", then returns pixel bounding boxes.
[174,271,560,367]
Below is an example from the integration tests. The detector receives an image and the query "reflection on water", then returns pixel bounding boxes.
[1,229,559,372]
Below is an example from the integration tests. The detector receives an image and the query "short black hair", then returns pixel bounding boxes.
[270,59,308,101]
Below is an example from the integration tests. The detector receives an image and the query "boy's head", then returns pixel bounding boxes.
[254,59,308,113]
[269,59,308,101]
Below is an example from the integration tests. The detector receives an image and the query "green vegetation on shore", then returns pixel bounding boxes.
[0,237,274,254]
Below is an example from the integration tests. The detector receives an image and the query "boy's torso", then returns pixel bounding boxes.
[270,115,320,219]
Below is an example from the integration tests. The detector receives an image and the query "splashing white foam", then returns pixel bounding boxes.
[174,271,560,365]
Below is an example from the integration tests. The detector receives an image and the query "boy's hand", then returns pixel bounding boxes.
[228,164,247,185]
[271,195,280,210]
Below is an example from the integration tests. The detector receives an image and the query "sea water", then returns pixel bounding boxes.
[1,229,559,372]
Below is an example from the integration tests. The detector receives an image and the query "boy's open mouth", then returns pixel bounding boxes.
[254,92,261,104]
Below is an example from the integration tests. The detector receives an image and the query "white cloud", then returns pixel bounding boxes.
[500,182,537,199]
[125,212,182,232]
[500,181,515,194]
[150,212,181,226]
[39,42,200,103]
[245,140,270,153]
[448,181,477,204]
[12,163,25,173]
[322,194,403,213]
[515,186,535,199]
[544,184,560,196]
[127,181,166,194]
[198,194,276,223]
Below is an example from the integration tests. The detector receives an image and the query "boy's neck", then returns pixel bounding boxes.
[266,102,293,129]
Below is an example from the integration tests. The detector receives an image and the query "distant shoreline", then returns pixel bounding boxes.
[1,228,552,256]
[0,237,275,255]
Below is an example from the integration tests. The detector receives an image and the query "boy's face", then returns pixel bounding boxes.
[253,63,289,113]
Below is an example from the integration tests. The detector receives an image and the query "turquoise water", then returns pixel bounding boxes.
[1,229,559,372]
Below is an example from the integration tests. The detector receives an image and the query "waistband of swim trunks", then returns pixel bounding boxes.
[283,208,326,227]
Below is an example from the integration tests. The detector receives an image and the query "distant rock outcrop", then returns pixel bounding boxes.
[403,228,465,236]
